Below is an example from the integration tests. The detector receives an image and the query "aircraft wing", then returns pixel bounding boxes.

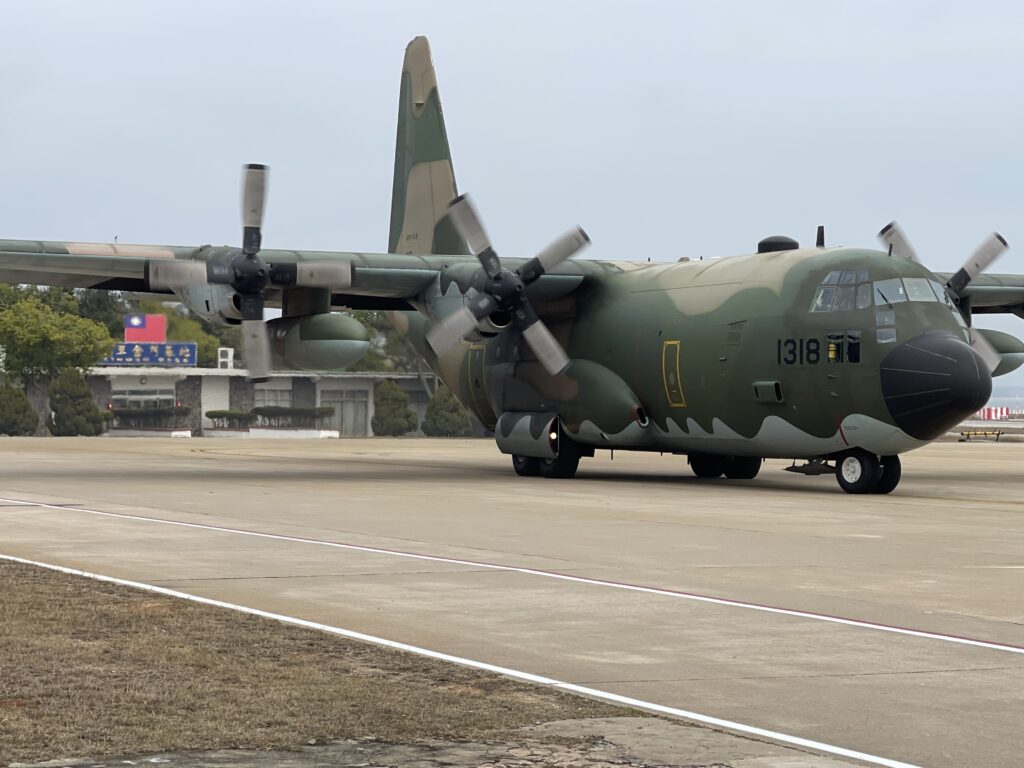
[0,240,197,292]
[934,272,1024,316]
[0,238,629,310]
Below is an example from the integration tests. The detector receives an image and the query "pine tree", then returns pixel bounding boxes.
[47,369,106,436]
[0,381,37,436]
[370,380,418,436]
[421,385,472,437]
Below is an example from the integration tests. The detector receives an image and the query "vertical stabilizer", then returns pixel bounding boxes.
[388,36,468,255]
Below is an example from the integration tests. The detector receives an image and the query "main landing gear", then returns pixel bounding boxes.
[511,431,586,479]
[835,450,901,494]
[688,453,762,480]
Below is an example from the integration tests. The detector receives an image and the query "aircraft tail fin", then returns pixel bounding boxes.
[388,36,468,255]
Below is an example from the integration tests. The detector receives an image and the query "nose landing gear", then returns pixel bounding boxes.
[835,450,901,494]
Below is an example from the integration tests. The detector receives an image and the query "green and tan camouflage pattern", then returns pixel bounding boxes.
[388,36,467,257]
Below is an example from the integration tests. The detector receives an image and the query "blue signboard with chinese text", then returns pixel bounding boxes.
[101,342,198,367]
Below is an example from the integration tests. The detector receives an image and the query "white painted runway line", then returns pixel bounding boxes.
[0,553,921,768]
[3,495,1023,657]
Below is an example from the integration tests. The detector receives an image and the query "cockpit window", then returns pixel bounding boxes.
[811,271,872,312]
[873,278,907,305]
[904,277,938,302]
[855,283,872,309]
[929,280,953,306]
[811,286,836,312]
[833,285,856,311]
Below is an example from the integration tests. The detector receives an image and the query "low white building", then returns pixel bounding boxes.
[86,367,438,436]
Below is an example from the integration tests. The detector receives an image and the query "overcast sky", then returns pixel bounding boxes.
[2,1,1022,386]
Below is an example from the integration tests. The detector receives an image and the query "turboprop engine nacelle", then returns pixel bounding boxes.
[179,283,242,324]
[977,328,1024,377]
[266,314,370,371]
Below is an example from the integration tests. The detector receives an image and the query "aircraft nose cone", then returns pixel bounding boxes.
[880,332,992,441]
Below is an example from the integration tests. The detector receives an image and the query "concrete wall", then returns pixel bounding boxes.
[175,376,203,435]
[200,377,230,430]
[229,377,254,412]
[85,370,485,437]
[292,377,316,408]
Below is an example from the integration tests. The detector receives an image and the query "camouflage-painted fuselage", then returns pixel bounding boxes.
[399,245,983,461]
[382,36,996,464]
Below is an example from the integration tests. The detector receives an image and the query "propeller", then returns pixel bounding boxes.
[877,221,920,263]
[148,164,353,382]
[426,195,590,376]
[877,221,1009,372]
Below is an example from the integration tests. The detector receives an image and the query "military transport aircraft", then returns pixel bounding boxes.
[1,36,1023,494]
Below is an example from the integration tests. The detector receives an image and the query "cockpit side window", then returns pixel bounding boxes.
[929,280,954,306]
[811,286,836,312]
[810,271,872,313]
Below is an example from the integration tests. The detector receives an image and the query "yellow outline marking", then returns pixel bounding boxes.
[662,340,687,408]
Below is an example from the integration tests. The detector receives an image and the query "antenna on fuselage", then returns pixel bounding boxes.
[816,225,825,248]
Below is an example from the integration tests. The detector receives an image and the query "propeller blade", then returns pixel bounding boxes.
[517,227,591,285]
[448,195,501,277]
[521,318,570,376]
[877,222,920,263]
[242,163,268,254]
[447,194,490,254]
[241,319,272,383]
[969,327,1002,374]
[148,260,224,289]
[426,307,478,356]
[947,233,1008,295]
[425,293,498,356]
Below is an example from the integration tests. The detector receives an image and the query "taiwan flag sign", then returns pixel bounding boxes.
[102,342,197,367]
[124,314,167,342]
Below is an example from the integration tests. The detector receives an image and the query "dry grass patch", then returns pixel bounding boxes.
[0,562,627,763]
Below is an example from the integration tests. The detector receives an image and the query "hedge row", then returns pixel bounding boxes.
[205,406,334,430]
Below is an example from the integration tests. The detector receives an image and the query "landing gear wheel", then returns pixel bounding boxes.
[689,453,727,479]
[872,455,902,494]
[835,449,882,494]
[512,454,541,477]
[724,456,762,480]
[539,438,581,479]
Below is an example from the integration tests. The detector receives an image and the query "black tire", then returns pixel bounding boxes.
[724,456,762,480]
[539,438,581,479]
[872,455,902,494]
[689,453,727,479]
[512,454,541,477]
[835,449,881,494]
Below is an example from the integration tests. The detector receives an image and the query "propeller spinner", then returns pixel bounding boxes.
[148,164,353,382]
[426,195,589,376]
